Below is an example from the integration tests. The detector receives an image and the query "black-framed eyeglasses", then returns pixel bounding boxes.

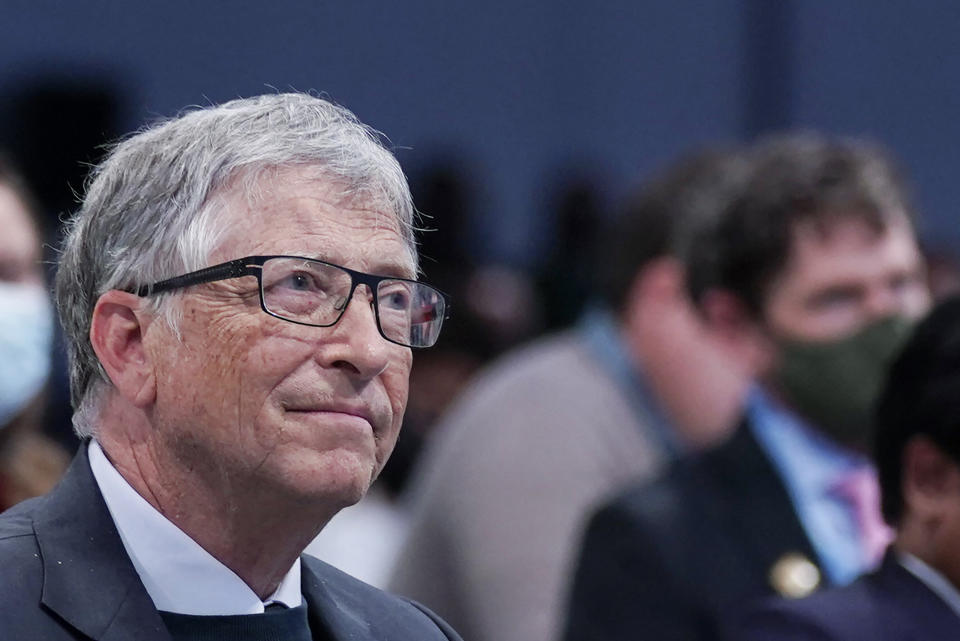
[131,255,449,348]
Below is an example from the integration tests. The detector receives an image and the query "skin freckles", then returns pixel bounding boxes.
[150,171,412,505]
[99,166,415,596]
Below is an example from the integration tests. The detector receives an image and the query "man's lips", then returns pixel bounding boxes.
[283,404,377,430]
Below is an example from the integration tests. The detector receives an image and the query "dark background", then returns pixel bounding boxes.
[3,0,958,269]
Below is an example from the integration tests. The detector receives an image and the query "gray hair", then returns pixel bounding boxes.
[55,92,417,438]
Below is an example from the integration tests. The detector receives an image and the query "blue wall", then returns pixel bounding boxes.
[2,1,957,263]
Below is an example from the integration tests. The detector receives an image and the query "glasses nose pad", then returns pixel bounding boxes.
[337,283,379,319]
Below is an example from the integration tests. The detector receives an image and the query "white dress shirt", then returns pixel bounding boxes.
[89,440,302,615]
[899,552,960,620]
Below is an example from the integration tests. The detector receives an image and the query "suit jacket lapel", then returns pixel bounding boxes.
[301,558,374,641]
[703,423,825,595]
[33,442,170,641]
[873,555,960,639]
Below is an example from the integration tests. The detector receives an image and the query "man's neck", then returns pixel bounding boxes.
[89,440,305,613]
[96,428,336,599]
[624,310,748,448]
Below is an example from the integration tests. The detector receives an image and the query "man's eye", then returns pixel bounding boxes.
[381,288,412,311]
[810,287,862,310]
[281,271,320,291]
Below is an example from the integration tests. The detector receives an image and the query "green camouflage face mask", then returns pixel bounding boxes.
[769,315,914,449]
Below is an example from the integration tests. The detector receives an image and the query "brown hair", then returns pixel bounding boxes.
[686,132,916,317]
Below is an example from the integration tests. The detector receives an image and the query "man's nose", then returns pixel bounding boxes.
[320,285,391,379]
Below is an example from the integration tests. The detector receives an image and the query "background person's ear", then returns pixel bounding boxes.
[902,436,960,528]
[89,290,157,407]
[626,256,685,306]
[698,289,774,378]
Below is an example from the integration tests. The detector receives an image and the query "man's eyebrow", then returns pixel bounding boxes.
[372,261,418,280]
[308,254,416,280]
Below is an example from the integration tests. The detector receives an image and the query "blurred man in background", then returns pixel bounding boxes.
[730,295,960,640]
[0,154,68,511]
[389,150,753,641]
[564,133,931,641]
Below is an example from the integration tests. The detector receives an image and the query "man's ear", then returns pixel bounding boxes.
[622,257,685,322]
[698,289,774,377]
[902,436,960,525]
[699,289,750,336]
[89,290,157,407]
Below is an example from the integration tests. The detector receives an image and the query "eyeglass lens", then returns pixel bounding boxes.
[260,257,444,347]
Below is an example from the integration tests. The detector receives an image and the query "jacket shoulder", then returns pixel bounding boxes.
[598,421,778,537]
[598,447,710,533]
[730,581,879,641]
[0,494,44,538]
[0,497,48,623]
[301,555,463,640]
[0,495,45,562]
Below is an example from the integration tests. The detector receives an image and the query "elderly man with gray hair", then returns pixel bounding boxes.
[0,93,460,641]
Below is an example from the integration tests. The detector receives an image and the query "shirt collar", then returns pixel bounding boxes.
[578,306,683,458]
[88,440,302,615]
[899,552,960,620]
[747,385,867,497]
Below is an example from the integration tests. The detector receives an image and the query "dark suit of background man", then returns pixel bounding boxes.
[0,93,462,641]
[563,133,932,641]
[731,295,960,640]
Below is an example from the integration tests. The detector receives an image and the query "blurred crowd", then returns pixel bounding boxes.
[4,85,960,641]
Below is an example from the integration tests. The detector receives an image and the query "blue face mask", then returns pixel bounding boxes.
[0,282,53,427]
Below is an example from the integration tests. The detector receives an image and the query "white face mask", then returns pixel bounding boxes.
[0,282,53,427]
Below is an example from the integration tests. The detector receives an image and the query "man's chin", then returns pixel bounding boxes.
[278,448,378,508]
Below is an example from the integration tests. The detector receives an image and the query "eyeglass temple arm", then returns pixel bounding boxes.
[134,259,254,296]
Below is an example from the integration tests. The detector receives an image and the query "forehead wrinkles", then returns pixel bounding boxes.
[212,167,416,272]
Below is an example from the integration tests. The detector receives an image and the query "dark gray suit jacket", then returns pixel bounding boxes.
[0,443,462,641]
[563,423,827,641]
[729,553,960,640]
